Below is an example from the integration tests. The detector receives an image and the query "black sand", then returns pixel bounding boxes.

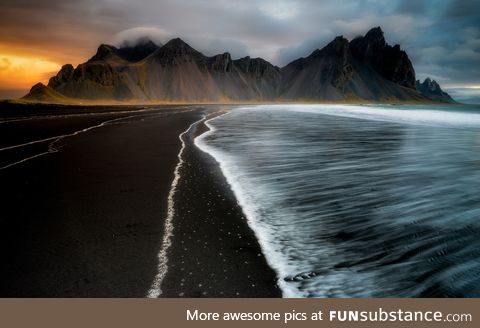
[161,115,281,297]
[0,105,202,296]
[0,104,280,297]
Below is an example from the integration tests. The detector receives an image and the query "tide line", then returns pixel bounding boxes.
[0,114,147,170]
[147,116,204,298]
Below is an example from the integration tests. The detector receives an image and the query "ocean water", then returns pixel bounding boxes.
[195,104,480,297]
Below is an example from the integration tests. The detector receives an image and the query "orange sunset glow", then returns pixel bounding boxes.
[0,0,478,102]
[0,51,61,90]
[0,41,99,98]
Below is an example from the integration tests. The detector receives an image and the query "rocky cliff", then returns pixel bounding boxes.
[349,27,416,89]
[416,78,455,103]
[23,27,454,103]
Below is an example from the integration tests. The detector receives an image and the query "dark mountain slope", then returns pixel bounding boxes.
[349,27,416,88]
[24,27,453,103]
[279,33,424,101]
[416,78,455,103]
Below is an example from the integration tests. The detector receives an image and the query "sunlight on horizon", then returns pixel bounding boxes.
[0,52,61,90]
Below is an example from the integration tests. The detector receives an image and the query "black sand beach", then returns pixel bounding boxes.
[161,114,281,297]
[0,104,280,297]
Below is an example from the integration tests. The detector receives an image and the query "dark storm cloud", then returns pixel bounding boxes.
[447,0,480,19]
[405,0,480,87]
[0,0,132,63]
[396,0,428,14]
[0,0,478,88]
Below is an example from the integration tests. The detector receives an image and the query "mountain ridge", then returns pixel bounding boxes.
[23,29,455,104]
[416,78,454,103]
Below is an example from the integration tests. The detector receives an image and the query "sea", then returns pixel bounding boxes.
[195,104,480,297]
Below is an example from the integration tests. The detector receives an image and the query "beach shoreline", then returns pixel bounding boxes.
[160,109,281,297]
[0,105,204,296]
[0,104,280,297]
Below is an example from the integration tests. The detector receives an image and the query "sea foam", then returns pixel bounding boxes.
[194,104,480,297]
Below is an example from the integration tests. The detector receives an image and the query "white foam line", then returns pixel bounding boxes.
[0,135,63,152]
[0,114,145,170]
[194,110,301,298]
[0,112,165,152]
[0,107,200,152]
[288,104,480,127]
[0,116,134,152]
[0,106,200,125]
[147,117,204,298]
[0,151,53,170]
[0,109,149,125]
[0,106,154,124]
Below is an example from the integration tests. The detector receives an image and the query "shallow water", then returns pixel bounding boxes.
[195,104,480,297]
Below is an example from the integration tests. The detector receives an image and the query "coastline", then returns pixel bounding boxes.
[147,117,202,298]
[0,104,281,297]
[160,109,281,297]
[0,106,205,296]
[193,111,298,297]
[2,103,479,297]
[1,98,458,108]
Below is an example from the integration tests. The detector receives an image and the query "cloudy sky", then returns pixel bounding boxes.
[0,0,479,101]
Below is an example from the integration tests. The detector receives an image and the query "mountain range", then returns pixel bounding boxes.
[23,27,454,103]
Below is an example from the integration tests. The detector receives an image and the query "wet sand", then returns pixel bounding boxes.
[161,114,281,297]
[0,104,280,297]
[0,105,203,296]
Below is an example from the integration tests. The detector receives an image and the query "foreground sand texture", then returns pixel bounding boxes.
[0,104,279,297]
[160,115,280,297]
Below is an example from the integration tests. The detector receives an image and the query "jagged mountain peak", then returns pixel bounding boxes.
[420,77,439,88]
[332,35,348,43]
[29,82,47,92]
[89,44,119,62]
[416,78,454,102]
[149,37,206,65]
[24,26,454,103]
[22,82,69,102]
[89,40,161,63]
[116,38,160,62]
[349,27,415,88]
[60,63,74,71]
[119,36,161,48]
[149,37,204,60]
[364,26,385,41]
[417,78,441,92]
[162,38,195,51]
[48,64,74,88]
[350,28,386,58]
[320,36,349,54]
[98,43,117,51]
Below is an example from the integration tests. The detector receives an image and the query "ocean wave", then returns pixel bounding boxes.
[195,104,480,297]
[277,104,480,127]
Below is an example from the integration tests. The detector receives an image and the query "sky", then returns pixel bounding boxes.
[0,0,479,102]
